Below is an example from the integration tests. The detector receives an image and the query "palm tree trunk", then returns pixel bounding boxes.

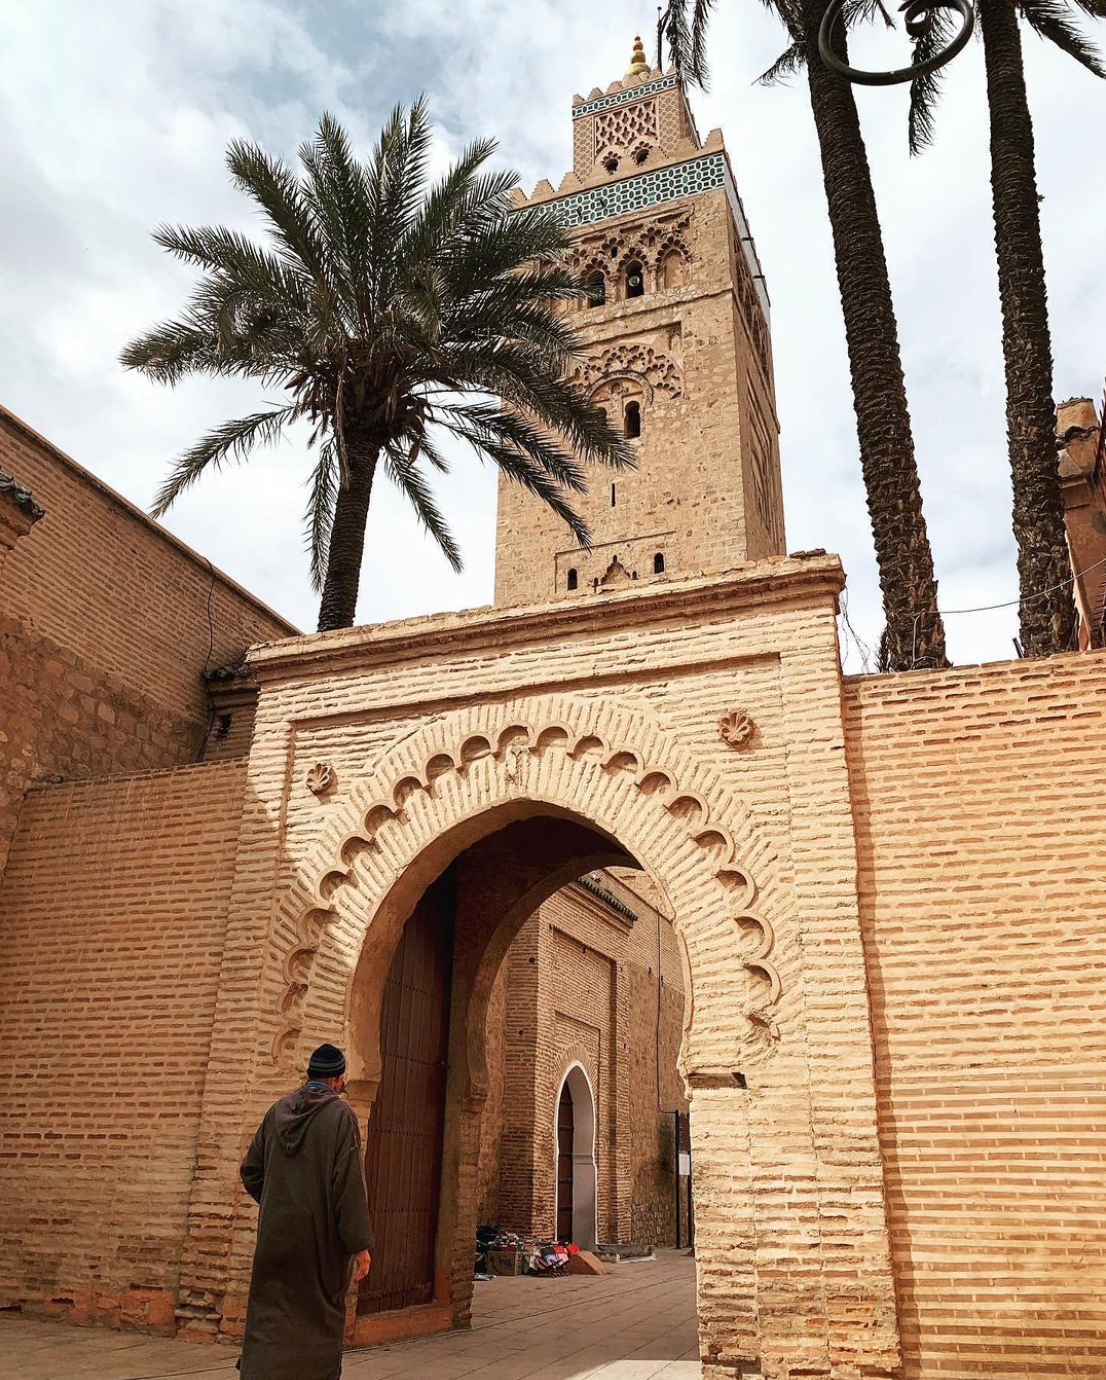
[978,0,1076,655]
[317,435,379,632]
[802,0,948,671]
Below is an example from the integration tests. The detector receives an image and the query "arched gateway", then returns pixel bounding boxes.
[175,556,903,1380]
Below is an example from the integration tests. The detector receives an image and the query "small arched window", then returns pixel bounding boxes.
[661,250,687,290]
[625,260,645,299]
[634,147,650,165]
[586,271,606,308]
[603,154,619,174]
[654,552,665,575]
[610,483,617,508]
[624,400,641,439]
[567,568,578,591]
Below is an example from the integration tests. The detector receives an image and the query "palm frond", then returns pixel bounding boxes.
[1043,0,1106,20]
[151,404,296,515]
[304,437,338,591]
[664,0,718,86]
[225,138,330,282]
[441,416,592,548]
[298,111,375,327]
[757,39,806,85]
[441,401,589,492]
[907,6,959,153]
[120,314,220,384]
[383,442,463,571]
[1019,0,1106,75]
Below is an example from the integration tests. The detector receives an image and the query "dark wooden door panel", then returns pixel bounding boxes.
[359,869,454,1315]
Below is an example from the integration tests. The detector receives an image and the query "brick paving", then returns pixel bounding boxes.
[0,1251,699,1380]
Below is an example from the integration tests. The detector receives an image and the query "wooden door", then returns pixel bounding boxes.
[358,870,454,1314]
[556,1081,574,1241]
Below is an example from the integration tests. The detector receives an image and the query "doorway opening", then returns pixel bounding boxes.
[349,806,690,1343]
[555,1063,597,1249]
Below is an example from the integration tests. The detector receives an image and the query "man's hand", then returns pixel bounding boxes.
[352,1248,371,1283]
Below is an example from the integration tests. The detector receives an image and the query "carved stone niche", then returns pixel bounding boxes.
[719,710,756,751]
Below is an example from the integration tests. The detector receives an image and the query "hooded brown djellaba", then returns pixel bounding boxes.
[238,1052,374,1380]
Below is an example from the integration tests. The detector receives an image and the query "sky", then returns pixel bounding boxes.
[1,0,1103,669]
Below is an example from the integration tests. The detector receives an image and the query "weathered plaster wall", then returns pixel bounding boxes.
[0,761,247,1330]
[845,650,1106,1380]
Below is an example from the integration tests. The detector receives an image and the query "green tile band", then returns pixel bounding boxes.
[571,75,680,117]
[533,152,770,320]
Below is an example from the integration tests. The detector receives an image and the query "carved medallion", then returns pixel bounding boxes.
[719,710,755,751]
[306,762,337,797]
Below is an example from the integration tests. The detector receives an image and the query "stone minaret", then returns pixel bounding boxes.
[494,38,784,606]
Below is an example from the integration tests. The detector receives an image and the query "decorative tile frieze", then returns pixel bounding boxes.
[572,75,679,117]
[549,152,770,320]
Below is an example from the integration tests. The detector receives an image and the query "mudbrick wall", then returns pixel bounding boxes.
[0,761,248,1330]
[0,405,294,872]
[845,650,1106,1380]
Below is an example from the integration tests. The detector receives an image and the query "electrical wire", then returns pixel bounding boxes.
[936,555,1106,616]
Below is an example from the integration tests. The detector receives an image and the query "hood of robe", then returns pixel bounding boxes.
[275,1083,339,1156]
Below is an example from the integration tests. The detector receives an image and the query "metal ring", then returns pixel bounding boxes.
[818,0,975,86]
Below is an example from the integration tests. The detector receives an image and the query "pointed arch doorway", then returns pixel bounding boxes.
[555,1063,597,1249]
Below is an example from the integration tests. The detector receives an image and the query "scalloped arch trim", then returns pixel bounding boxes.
[268,693,782,1078]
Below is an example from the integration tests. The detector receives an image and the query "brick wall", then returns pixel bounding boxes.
[0,761,247,1330]
[845,650,1106,1380]
[0,406,294,871]
[479,873,687,1247]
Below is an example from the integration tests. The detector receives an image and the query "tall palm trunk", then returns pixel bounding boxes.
[978,0,1077,655]
[317,435,379,631]
[803,0,948,670]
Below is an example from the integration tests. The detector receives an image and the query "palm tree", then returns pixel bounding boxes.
[664,0,949,671]
[122,101,634,631]
[908,3,1102,656]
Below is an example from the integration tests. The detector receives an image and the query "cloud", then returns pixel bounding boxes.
[0,0,1102,664]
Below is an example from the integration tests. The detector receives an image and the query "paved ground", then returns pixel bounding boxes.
[0,1251,698,1380]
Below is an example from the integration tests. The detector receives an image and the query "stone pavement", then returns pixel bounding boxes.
[0,1251,699,1380]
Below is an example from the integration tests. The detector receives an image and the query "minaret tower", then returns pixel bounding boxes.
[494,37,784,606]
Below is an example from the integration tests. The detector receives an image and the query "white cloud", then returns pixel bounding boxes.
[0,0,1102,661]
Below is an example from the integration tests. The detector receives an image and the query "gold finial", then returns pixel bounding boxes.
[626,34,650,79]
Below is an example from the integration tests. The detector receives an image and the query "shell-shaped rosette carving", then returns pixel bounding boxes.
[306,763,337,797]
[719,710,755,751]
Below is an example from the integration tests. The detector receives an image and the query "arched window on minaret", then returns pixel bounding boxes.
[654,552,666,575]
[567,568,578,591]
[625,261,645,299]
[586,271,606,308]
[661,250,688,290]
[624,400,641,439]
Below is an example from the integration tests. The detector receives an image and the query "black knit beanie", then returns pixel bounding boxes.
[306,1042,346,1079]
